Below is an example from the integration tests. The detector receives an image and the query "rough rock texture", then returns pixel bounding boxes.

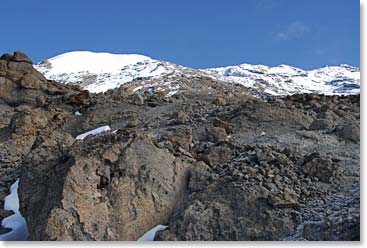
[0,52,360,241]
[156,146,359,241]
[21,130,206,240]
[0,51,87,234]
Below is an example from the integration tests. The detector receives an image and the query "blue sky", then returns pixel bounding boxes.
[1,0,359,69]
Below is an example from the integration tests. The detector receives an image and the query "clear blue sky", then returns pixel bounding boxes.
[1,0,359,69]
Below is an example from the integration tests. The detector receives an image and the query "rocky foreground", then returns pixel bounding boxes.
[0,52,360,240]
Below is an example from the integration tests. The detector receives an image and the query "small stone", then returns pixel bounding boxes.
[172,111,189,124]
[212,97,226,106]
[35,95,46,107]
[309,119,333,130]
[102,145,121,163]
[213,118,233,134]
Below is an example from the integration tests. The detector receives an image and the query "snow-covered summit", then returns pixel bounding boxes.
[35,51,192,93]
[43,51,151,74]
[34,51,360,96]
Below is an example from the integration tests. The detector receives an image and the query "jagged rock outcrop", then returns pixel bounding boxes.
[156,146,359,241]
[0,51,88,233]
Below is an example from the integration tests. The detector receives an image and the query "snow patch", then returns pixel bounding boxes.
[137,225,168,241]
[74,111,82,116]
[76,125,111,140]
[0,179,29,241]
[132,86,143,93]
[166,89,179,97]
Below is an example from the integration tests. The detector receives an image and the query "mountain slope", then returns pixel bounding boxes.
[34,51,360,96]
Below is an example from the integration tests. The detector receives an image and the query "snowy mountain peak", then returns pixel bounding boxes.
[35,51,181,93]
[39,51,152,74]
[34,51,360,96]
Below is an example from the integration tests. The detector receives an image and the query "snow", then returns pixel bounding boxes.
[132,86,143,93]
[34,51,183,94]
[74,111,82,116]
[0,179,29,241]
[202,63,360,96]
[34,51,359,96]
[40,51,151,74]
[166,89,179,97]
[75,125,111,140]
[137,225,168,241]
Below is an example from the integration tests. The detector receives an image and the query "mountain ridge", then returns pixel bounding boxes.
[34,51,360,96]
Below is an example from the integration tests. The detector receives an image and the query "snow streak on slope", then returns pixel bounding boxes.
[35,51,360,96]
[75,125,111,140]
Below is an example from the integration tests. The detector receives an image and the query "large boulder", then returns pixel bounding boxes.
[20,130,200,240]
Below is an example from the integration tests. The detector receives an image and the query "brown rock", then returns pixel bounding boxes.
[213,97,226,106]
[35,95,46,107]
[20,133,196,241]
[302,154,338,182]
[10,108,48,136]
[205,127,228,143]
[0,53,12,61]
[70,91,90,106]
[213,118,233,134]
[0,77,15,100]
[166,126,192,150]
[268,195,300,209]
[171,111,189,124]
[12,51,33,64]
[205,145,233,166]
[19,73,42,89]
[102,145,121,163]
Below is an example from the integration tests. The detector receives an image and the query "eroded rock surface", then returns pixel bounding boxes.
[21,130,206,240]
[0,51,87,234]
